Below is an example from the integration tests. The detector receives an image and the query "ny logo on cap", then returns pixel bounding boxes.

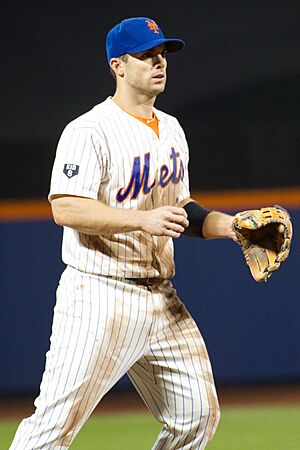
[145,19,160,34]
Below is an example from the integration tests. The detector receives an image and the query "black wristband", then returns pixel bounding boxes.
[183,201,211,238]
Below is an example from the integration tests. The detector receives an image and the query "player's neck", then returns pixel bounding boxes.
[112,89,156,119]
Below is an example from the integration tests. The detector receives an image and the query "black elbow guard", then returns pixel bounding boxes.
[183,201,211,238]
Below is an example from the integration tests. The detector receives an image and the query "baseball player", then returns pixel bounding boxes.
[9,17,236,450]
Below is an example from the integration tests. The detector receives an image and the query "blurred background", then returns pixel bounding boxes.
[1,0,300,398]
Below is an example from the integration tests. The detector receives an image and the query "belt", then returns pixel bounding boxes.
[129,277,165,285]
[106,275,166,286]
[67,267,166,286]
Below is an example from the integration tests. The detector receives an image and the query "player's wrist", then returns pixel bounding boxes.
[202,212,235,239]
[182,201,211,238]
[134,210,147,232]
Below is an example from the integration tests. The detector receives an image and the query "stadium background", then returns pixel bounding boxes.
[1,0,300,398]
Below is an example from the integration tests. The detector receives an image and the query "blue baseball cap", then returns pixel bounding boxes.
[106,17,185,62]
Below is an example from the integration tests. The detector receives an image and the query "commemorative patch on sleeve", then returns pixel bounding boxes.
[63,164,79,178]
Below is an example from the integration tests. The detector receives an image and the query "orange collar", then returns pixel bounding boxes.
[129,112,159,137]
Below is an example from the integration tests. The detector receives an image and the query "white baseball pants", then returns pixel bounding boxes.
[9,266,220,449]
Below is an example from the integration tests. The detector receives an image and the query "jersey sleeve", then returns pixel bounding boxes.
[176,121,190,203]
[48,124,106,202]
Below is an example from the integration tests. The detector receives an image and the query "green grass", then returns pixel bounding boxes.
[207,406,300,450]
[2,405,300,450]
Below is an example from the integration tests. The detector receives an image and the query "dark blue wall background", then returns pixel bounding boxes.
[2,1,300,199]
[2,0,300,397]
[1,209,299,395]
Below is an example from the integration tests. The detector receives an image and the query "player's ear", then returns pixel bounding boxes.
[110,58,125,78]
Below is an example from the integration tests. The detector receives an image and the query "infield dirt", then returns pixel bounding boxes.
[1,384,300,420]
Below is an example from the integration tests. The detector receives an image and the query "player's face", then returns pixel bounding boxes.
[122,45,167,97]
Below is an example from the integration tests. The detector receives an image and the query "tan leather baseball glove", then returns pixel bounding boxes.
[233,205,293,282]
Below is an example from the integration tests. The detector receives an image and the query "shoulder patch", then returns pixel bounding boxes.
[63,164,79,178]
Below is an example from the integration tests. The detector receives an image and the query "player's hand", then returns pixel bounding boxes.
[141,206,189,238]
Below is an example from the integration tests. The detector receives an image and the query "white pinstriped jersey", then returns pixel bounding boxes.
[49,97,190,279]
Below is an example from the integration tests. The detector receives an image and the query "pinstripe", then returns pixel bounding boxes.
[36,273,86,448]
[151,288,186,450]
[117,113,149,278]
[152,326,179,416]
[117,290,150,369]
[48,98,190,279]
[67,275,112,433]
[171,324,200,450]
[128,360,169,424]
[159,312,190,448]
[14,271,79,448]
[148,291,172,412]
[37,278,79,445]
[166,295,197,449]
[11,287,67,450]
[126,282,219,450]
[39,286,87,447]
[72,132,86,193]
[116,112,149,278]
[93,278,126,389]
[81,279,150,418]
[176,321,211,449]
[10,275,218,450]
[76,277,122,422]
[100,284,139,391]
[104,114,126,278]
[181,319,218,448]
[164,296,204,450]
[153,344,180,450]
[51,271,106,447]
[166,296,219,449]
[54,275,96,448]
[10,94,219,449]
[62,276,104,446]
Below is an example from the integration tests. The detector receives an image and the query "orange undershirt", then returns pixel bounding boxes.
[129,112,159,137]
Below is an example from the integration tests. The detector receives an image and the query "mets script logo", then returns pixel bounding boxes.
[145,19,160,34]
[116,148,184,203]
